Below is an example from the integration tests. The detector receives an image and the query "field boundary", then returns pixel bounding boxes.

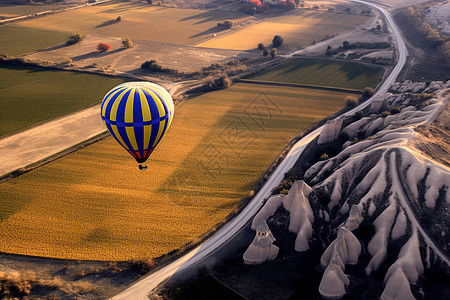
[238,78,363,94]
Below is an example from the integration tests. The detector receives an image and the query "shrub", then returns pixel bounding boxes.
[354,110,364,119]
[216,75,232,89]
[272,35,283,48]
[122,38,133,48]
[217,20,234,29]
[67,33,83,45]
[116,16,122,22]
[258,43,264,50]
[326,45,333,55]
[263,48,269,56]
[320,153,329,161]
[381,111,390,118]
[362,87,374,98]
[141,60,162,71]
[129,259,155,275]
[313,4,320,9]
[270,48,277,58]
[97,42,111,53]
[65,58,73,66]
[389,106,401,114]
[345,96,358,108]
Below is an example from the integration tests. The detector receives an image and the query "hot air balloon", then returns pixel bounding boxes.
[100,82,174,170]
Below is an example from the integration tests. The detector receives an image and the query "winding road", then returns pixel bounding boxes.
[112,1,408,299]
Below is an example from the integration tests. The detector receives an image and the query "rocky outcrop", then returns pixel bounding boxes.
[243,220,279,264]
[318,117,344,145]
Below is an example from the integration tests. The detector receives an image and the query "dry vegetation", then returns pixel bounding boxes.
[0,83,353,261]
[14,1,253,45]
[196,9,370,51]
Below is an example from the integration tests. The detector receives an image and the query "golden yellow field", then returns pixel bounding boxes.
[196,9,370,51]
[14,2,253,45]
[0,83,353,261]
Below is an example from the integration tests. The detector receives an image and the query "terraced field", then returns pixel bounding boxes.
[196,9,370,51]
[0,66,125,136]
[0,83,353,260]
[247,58,384,90]
[14,2,253,45]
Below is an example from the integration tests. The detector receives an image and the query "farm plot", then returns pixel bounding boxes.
[0,25,68,56]
[0,66,125,136]
[14,1,253,45]
[196,9,370,51]
[247,58,384,90]
[0,83,353,261]
[0,4,55,18]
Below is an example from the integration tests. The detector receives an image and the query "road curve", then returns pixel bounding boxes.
[112,2,408,299]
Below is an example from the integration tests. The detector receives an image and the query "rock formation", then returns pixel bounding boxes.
[243,220,279,264]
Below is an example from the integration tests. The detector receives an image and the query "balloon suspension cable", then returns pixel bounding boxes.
[138,164,148,171]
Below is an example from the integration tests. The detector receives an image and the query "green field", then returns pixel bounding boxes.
[197,9,370,51]
[248,58,384,90]
[0,66,125,136]
[15,2,252,45]
[0,25,68,56]
[0,83,353,260]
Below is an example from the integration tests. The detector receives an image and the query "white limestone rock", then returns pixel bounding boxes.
[318,117,344,145]
[243,220,279,264]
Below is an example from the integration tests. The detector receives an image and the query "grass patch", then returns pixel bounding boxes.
[0,25,67,56]
[0,66,125,136]
[14,2,252,45]
[196,9,369,51]
[248,58,384,90]
[0,83,352,260]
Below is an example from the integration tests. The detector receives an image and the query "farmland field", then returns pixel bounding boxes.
[0,25,68,56]
[247,58,384,90]
[0,4,55,18]
[0,66,125,136]
[14,2,253,45]
[0,83,353,261]
[196,9,370,51]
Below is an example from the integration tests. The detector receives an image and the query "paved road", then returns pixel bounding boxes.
[112,1,408,299]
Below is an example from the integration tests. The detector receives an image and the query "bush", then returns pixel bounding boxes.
[258,43,264,50]
[272,35,283,48]
[141,60,163,71]
[65,58,73,66]
[129,259,155,275]
[389,106,401,114]
[345,96,358,108]
[116,16,122,22]
[381,111,390,118]
[354,110,364,119]
[67,33,83,45]
[217,20,234,29]
[319,153,329,161]
[362,87,374,98]
[270,48,277,58]
[216,75,232,88]
[263,48,269,56]
[122,38,133,48]
[97,42,111,53]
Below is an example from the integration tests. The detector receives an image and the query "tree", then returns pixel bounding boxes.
[122,38,133,48]
[67,33,83,45]
[326,45,333,55]
[345,96,358,108]
[258,43,265,50]
[362,87,374,98]
[146,0,152,3]
[217,20,234,29]
[270,48,277,58]
[263,48,269,56]
[376,24,381,31]
[116,16,122,22]
[97,42,111,53]
[141,60,162,71]
[343,41,350,49]
[272,35,283,48]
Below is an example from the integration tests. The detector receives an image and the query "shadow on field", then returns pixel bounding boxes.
[99,2,148,14]
[71,48,125,61]
[96,19,118,28]
[190,26,224,38]
[179,11,228,24]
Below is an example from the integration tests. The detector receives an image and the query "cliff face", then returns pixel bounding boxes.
[247,80,450,299]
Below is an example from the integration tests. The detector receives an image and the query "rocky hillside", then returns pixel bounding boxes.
[248,80,449,299]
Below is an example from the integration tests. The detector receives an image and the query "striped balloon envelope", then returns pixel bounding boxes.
[100,82,174,166]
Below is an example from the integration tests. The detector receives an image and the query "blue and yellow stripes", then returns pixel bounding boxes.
[101,82,174,163]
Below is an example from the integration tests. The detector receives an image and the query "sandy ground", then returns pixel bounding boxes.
[22,34,247,75]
